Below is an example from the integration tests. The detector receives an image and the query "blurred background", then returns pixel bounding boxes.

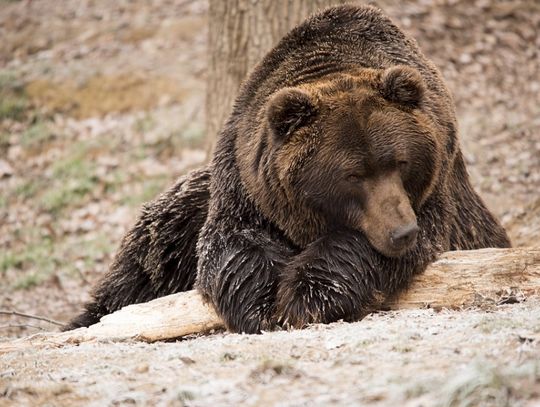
[0,0,538,337]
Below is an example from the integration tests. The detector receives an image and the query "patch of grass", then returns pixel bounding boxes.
[175,390,195,403]
[133,122,206,161]
[0,252,18,274]
[39,144,99,214]
[25,74,186,118]
[220,352,237,362]
[0,194,7,209]
[179,123,205,149]
[142,136,176,159]
[71,233,115,272]
[0,97,28,121]
[168,123,206,150]
[0,70,29,122]
[0,131,10,153]
[49,233,116,282]
[14,178,40,200]
[121,175,168,207]
[133,113,156,134]
[40,174,97,213]
[1,238,56,289]
[8,133,128,214]
[13,273,43,290]
[20,121,54,147]
[85,233,115,258]
[391,344,413,353]
[2,228,116,290]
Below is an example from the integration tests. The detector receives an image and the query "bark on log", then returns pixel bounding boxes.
[1,248,538,354]
[385,247,540,309]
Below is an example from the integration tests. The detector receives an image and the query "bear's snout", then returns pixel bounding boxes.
[390,222,419,252]
[357,170,419,257]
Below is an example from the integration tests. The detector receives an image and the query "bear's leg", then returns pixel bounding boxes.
[63,168,211,331]
[276,231,428,328]
[196,226,293,334]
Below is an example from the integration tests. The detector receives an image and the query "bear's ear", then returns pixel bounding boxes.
[266,88,318,142]
[379,66,425,107]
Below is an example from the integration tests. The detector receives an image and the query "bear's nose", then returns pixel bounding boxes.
[390,222,419,250]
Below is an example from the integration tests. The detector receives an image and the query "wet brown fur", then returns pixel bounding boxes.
[66,5,510,333]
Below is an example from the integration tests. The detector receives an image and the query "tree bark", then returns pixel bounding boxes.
[206,0,350,154]
[0,248,538,354]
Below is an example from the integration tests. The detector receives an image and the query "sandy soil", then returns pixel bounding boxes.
[0,0,539,406]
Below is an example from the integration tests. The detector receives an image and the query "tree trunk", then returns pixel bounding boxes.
[206,0,350,154]
[1,248,538,354]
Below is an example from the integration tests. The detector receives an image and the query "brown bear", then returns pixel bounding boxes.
[65,5,510,334]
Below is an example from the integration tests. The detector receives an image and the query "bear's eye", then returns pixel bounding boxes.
[347,174,363,183]
[398,160,408,170]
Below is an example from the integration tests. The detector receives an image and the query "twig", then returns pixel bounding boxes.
[0,324,45,331]
[0,310,64,327]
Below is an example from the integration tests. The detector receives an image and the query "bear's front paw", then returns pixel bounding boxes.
[275,264,361,329]
[276,257,386,329]
[225,303,279,334]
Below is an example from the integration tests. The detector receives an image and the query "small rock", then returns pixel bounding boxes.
[459,53,472,64]
[135,363,149,373]
[180,356,196,365]
[0,159,14,178]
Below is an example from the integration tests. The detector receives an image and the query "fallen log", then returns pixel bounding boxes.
[1,247,538,354]
[385,247,540,309]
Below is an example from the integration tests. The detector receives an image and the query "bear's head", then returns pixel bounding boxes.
[241,66,444,258]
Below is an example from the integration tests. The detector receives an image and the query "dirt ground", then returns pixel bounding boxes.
[0,0,539,406]
[2,301,540,406]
